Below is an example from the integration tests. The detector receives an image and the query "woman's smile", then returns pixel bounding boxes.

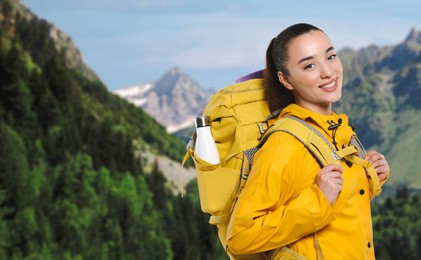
[319,79,338,92]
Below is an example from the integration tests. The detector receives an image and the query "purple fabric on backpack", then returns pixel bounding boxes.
[235,69,264,83]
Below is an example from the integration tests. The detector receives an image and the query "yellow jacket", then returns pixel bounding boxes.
[226,104,388,259]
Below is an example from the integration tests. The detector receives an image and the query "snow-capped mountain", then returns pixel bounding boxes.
[114,67,214,133]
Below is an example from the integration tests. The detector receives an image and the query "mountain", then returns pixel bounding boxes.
[0,1,222,259]
[114,67,214,133]
[0,0,191,164]
[335,27,421,187]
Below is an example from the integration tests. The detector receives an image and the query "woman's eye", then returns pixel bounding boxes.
[304,64,315,70]
[328,54,337,61]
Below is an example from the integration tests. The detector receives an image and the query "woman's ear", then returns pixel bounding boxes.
[277,71,294,90]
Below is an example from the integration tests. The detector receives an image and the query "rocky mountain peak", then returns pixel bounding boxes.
[114,67,214,133]
[0,0,99,82]
[154,66,200,95]
[404,27,421,45]
[384,28,421,70]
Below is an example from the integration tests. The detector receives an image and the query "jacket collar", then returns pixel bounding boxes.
[279,104,352,140]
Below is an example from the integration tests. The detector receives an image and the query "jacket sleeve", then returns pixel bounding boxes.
[226,133,335,255]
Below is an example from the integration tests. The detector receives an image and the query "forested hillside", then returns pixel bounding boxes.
[0,0,224,259]
[1,0,420,259]
[336,28,421,187]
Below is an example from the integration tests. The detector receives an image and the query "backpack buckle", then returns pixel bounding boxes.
[258,123,266,135]
[241,167,250,180]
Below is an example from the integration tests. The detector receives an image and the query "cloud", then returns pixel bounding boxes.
[24,0,421,90]
[125,11,282,70]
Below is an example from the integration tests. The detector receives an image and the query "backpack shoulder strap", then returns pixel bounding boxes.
[251,116,343,169]
[274,116,340,166]
[265,117,382,198]
[350,133,367,158]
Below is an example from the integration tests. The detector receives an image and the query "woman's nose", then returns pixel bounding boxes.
[320,63,334,78]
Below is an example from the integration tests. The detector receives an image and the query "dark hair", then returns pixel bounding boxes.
[265,23,323,113]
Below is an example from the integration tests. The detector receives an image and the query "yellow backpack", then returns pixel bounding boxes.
[182,77,381,259]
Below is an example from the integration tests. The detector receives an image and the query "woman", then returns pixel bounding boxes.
[226,23,390,259]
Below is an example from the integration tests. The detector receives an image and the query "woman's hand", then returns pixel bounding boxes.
[365,150,390,182]
[316,164,344,205]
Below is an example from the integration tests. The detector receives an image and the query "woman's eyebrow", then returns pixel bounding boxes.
[297,46,335,65]
[326,46,335,53]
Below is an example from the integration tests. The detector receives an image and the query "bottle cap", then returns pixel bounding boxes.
[195,116,209,128]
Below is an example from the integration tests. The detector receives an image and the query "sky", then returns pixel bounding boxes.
[22,0,420,91]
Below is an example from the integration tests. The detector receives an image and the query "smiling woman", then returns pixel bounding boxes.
[226,23,391,260]
[276,31,342,115]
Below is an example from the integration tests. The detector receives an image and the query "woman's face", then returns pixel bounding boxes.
[278,30,343,115]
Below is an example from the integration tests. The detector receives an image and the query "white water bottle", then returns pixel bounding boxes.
[194,116,220,164]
